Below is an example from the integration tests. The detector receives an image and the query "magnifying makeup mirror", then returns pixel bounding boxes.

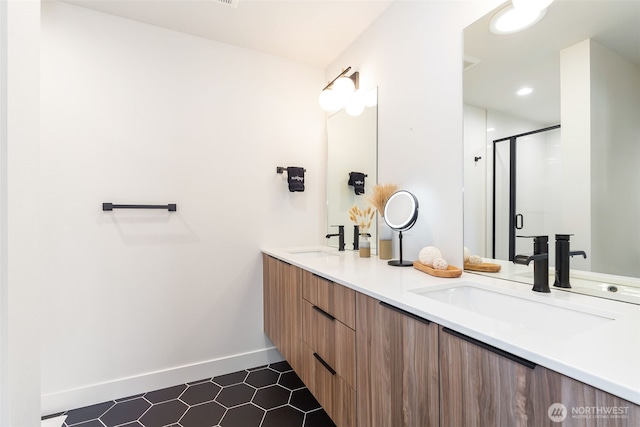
[384,190,419,266]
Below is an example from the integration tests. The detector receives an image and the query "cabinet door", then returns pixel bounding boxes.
[263,254,281,349]
[262,255,303,375]
[356,293,439,427]
[440,325,640,427]
[439,326,537,427]
[532,366,640,427]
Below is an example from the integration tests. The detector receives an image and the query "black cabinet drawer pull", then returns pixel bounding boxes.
[380,301,431,325]
[312,305,335,321]
[442,327,536,369]
[313,352,336,375]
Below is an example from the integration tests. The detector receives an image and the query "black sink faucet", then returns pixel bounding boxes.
[326,225,345,251]
[553,234,587,289]
[353,225,360,250]
[514,235,550,293]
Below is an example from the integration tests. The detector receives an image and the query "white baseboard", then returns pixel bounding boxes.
[42,347,283,416]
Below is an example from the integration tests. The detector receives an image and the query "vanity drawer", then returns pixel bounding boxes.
[302,270,356,329]
[302,300,356,389]
[302,342,356,427]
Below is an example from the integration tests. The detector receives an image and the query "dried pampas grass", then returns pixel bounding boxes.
[349,205,375,233]
[367,183,398,214]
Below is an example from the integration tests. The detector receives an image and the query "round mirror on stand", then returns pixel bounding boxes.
[384,190,419,266]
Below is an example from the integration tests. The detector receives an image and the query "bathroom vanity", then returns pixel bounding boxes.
[263,247,640,427]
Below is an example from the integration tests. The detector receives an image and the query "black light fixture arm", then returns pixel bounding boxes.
[322,66,359,91]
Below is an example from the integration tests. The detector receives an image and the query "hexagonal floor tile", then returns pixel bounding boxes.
[262,405,304,427]
[245,368,280,389]
[290,388,322,413]
[181,381,221,406]
[213,370,248,387]
[139,399,188,427]
[278,371,305,391]
[304,408,336,427]
[63,401,115,426]
[268,361,293,373]
[219,403,264,426]
[179,400,226,427]
[100,398,150,426]
[67,420,104,427]
[216,383,256,408]
[252,385,291,410]
[145,384,188,404]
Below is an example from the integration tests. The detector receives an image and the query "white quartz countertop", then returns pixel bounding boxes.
[263,246,640,405]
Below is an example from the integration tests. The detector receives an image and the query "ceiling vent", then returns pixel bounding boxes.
[215,0,239,8]
[463,54,481,71]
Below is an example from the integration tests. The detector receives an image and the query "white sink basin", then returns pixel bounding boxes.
[411,282,617,335]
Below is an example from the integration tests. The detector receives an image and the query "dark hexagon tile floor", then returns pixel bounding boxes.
[47,361,336,427]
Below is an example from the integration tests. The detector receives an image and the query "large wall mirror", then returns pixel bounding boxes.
[463,1,639,297]
[327,88,378,253]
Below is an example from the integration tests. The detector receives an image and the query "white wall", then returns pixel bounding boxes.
[590,40,640,277]
[325,0,503,266]
[40,1,326,413]
[1,0,42,425]
[560,40,592,271]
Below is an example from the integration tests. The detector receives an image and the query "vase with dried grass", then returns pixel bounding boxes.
[349,205,375,258]
[367,183,398,260]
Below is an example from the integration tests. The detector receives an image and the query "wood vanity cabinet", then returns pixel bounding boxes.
[264,256,640,427]
[262,254,303,375]
[439,325,640,427]
[301,270,357,427]
[356,292,439,427]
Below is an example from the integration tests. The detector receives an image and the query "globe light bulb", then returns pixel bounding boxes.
[345,99,365,116]
[318,89,340,112]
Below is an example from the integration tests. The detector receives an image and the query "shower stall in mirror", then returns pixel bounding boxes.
[492,125,561,262]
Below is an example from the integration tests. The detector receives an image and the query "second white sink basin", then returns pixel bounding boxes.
[411,282,617,335]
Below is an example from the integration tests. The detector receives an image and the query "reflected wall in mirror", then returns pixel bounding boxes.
[463,1,640,293]
[327,88,378,253]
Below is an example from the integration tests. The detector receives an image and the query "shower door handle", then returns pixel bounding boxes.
[515,214,524,230]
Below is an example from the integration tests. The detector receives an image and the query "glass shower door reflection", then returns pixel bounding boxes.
[492,125,561,262]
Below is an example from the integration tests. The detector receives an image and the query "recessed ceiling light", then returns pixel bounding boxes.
[487,127,496,132]
[516,87,534,96]
[489,4,547,35]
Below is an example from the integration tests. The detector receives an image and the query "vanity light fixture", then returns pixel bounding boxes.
[489,3,547,35]
[318,66,359,112]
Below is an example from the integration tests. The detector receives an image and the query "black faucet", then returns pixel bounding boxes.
[553,234,587,288]
[353,225,359,250]
[326,225,345,251]
[514,235,550,293]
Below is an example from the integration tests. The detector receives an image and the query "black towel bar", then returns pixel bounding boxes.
[276,166,306,174]
[103,203,177,212]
